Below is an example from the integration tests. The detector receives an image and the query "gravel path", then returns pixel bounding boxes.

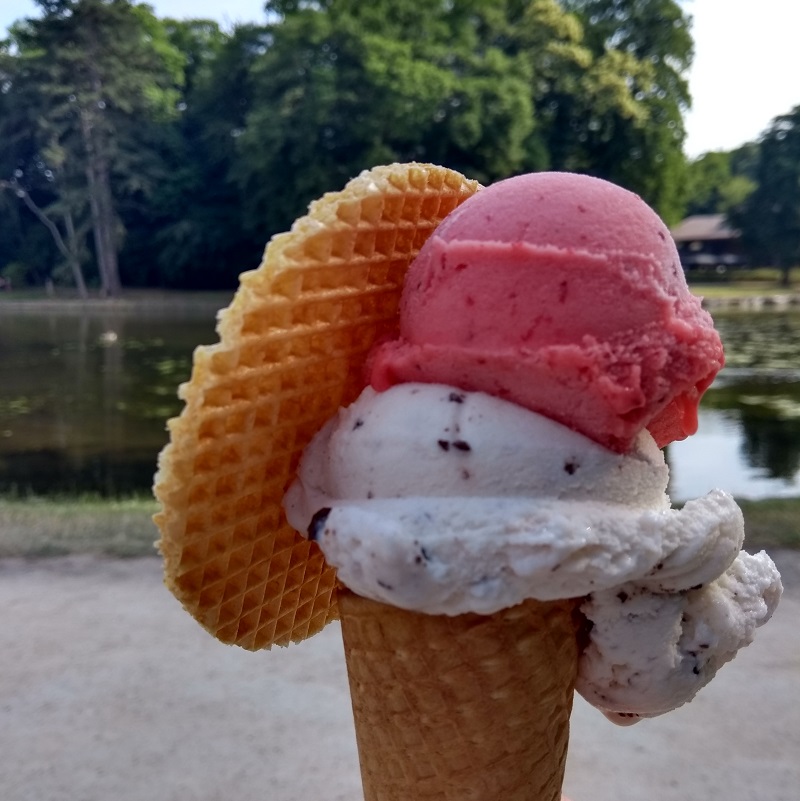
[1,552,798,801]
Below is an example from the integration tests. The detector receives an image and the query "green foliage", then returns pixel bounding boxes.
[728,142,760,181]
[235,1,539,235]
[559,0,692,223]
[730,105,800,284]
[684,151,756,216]
[1,0,700,289]
[124,22,268,288]
[0,260,35,288]
[0,0,186,293]
[235,0,694,232]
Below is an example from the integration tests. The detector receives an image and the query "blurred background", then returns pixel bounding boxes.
[1,0,798,548]
[0,2,798,801]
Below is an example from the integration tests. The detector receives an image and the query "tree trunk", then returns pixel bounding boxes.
[773,254,792,288]
[780,260,792,288]
[95,154,121,296]
[80,108,119,297]
[64,210,89,299]
[84,160,110,295]
[0,179,89,298]
[78,48,122,300]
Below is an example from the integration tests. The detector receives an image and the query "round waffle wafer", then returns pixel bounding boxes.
[154,163,481,650]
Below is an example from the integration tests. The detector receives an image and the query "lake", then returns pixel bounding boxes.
[0,304,217,496]
[1,303,799,501]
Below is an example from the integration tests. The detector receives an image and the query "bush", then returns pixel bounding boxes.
[0,260,35,288]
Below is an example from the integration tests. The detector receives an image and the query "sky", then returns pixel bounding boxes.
[2,0,799,159]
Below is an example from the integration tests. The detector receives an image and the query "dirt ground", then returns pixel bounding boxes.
[1,552,798,801]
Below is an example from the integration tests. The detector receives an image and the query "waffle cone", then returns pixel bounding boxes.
[154,164,480,650]
[338,591,580,801]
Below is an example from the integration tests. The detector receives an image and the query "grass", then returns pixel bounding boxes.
[0,495,160,558]
[737,498,800,551]
[691,283,798,300]
[687,267,800,299]
[692,284,788,299]
[0,493,797,560]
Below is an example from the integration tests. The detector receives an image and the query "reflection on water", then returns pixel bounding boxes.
[668,409,800,502]
[0,307,217,495]
[668,310,800,500]
[1,306,799,499]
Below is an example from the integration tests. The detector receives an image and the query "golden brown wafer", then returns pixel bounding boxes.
[154,163,481,649]
[339,591,580,801]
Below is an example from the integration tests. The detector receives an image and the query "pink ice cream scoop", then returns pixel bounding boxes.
[369,172,723,453]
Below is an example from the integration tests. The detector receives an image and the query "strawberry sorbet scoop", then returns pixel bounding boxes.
[369,172,723,452]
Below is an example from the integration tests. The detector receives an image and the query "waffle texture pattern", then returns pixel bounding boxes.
[154,163,480,649]
[339,591,580,801]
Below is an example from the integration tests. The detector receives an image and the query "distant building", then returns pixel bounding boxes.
[670,214,745,272]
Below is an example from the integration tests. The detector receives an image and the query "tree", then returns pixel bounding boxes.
[231,1,534,237]
[684,151,755,216]
[0,0,184,295]
[0,0,702,291]
[121,21,268,288]
[731,105,800,286]
[0,175,89,296]
[740,413,800,481]
[560,0,693,222]
[232,0,686,235]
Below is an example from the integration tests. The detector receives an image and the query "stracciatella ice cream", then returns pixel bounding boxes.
[285,384,781,722]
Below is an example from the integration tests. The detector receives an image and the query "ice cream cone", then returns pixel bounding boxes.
[338,590,581,801]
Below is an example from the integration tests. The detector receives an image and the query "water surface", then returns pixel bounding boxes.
[1,305,799,500]
[670,310,800,500]
[0,307,216,495]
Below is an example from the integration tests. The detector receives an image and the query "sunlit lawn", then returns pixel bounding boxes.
[692,283,799,299]
[688,267,800,298]
[0,495,159,558]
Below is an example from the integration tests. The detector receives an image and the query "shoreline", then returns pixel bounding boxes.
[700,292,800,310]
[1,288,800,314]
[0,290,233,315]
